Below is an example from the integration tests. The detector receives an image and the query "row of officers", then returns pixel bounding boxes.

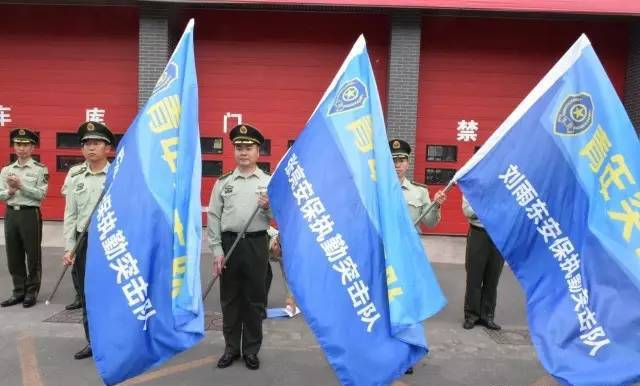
[0,123,504,371]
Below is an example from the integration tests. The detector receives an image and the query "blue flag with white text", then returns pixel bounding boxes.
[85,20,203,385]
[453,35,640,386]
[268,35,446,386]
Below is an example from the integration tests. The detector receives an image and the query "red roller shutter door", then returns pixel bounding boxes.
[0,4,138,219]
[416,16,628,235]
[178,9,389,208]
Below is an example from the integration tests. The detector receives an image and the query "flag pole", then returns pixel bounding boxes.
[46,189,107,305]
[413,181,455,227]
[202,204,262,301]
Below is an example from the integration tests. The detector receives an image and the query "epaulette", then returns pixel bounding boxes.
[33,160,46,168]
[70,166,87,178]
[411,181,429,189]
[68,162,85,170]
[218,171,233,180]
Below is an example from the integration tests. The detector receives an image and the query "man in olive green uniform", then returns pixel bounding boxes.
[389,139,446,228]
[61,163,85,311]
[62,121,114,360]
[207,124,272,371]
[0,129,48,308]
[462,196,504,331]
[389,138,446,375]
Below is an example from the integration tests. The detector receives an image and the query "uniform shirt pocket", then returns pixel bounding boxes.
[23,174,37,184]
[74,186,89,209]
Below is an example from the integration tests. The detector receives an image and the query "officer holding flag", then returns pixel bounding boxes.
[207,124,272,371]
[389,138,446,374]
[389,139,446,228]
[61,121,114,360]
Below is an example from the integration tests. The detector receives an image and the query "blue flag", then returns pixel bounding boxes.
[268,35,446,386]
[453,35,640,386]
[85,19,203,385]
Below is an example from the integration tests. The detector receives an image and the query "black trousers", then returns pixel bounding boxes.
[464,225,504,323]
[3,206,42,298]
[73,231,90,342]
[220,232,269,356]
[70,256,81,302]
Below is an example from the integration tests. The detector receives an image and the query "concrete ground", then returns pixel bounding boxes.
[0,222,570,386]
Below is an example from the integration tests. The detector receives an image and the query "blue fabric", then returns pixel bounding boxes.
[267,36,446,386]
[85,20,203,385]
[456,37,640,386]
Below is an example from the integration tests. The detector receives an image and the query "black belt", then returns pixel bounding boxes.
[222,230,267,239]
[7,205,39,211]
[470,224,486,232]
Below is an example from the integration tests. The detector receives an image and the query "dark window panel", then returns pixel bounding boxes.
[201,137,223,154]
[56,133,81,148]
[257,162,270,174]
[57,156,85,172]
[202,160,223,177]
[114,134,124,148]
[426,145,457,162]
[260,139,271,156]
[425,168,457,185]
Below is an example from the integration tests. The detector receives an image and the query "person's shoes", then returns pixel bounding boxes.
[462,319,476,330]
[216,352,240,368]
[22,296,36,308]
[405,366,414,374]
[480,319,502,330]
[74,345,92,360]
[243,353,260,370]
[1,295,24,307]
[65,298,82,311]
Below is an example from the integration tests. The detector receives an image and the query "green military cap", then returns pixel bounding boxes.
[10,128,39,145]
[389,138,411,159]
[229,124,264,146]
[77,121,115,145]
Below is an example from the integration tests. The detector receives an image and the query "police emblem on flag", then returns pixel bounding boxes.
[554,93,594,136]
[328,78,368,116]
[153,62,179,96]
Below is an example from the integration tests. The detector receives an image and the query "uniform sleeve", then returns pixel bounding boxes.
[61,169,72,196]
[420,187,442,228]
[261,175,274,220]
[268,227,281,262]
[19,166,48,201]
[462,196,478,220]
[0,168,10,202]
[63,182,78,252]
[207,178,225,257]
[261,203,274,221]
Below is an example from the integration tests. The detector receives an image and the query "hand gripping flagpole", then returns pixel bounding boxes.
[413,181,455,227]
[202,204,262,301]
[46,189,107,305]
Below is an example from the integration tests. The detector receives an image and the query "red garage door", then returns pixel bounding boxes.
[0,4,138,219]
[415,16,629,235]
[177,9,389,208]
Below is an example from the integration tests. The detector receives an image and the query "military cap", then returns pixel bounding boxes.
[389,139,411,159]
[229,124,264,146]
[10,128,39,145]
[77,121,115,145]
